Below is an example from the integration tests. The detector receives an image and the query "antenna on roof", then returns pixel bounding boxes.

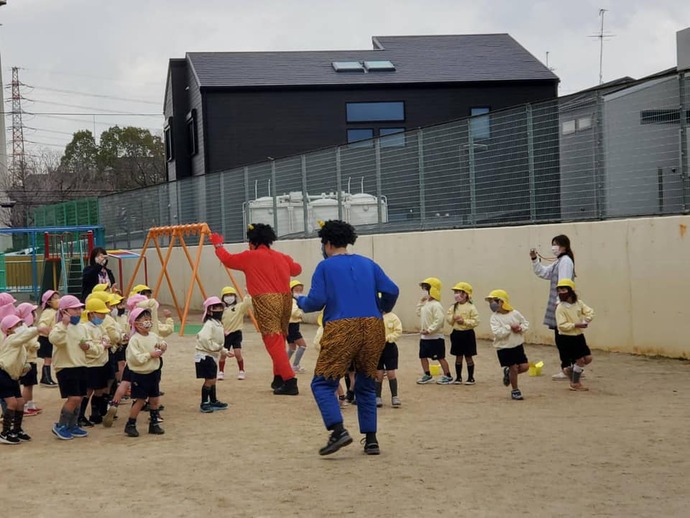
[545,51,556,72]
[589,8,615,85]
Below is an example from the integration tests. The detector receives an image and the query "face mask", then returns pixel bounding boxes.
[91,317,104,326]
[454,293,466,303]
[558,292,570,302]
[422,290,430,298]
[14,324,27,335]
[223,295,236,305]
[111,308,118,318]
[489,301,501,312]
[551,245,561,256]
[321,244,328,260]
[211,311,224,321]
[138,320,153,330]
[69,315,81,325]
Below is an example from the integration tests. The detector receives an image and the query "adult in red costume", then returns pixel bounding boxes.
[210,224,301,395]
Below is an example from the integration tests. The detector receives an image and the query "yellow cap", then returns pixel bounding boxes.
[484,289,514,312]
[87,292,111,304]
[221,286,237,297]
[85,298,110,314]
[556,278,576,290]
[290,280,304,290]
[131,284,152,294]
[92,284,109,293]
[420,277,442,301]
[451,282,473,296]
[109,293,124,305]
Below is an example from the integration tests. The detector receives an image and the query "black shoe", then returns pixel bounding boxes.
[318,429,353,456]
[78,417,94,428]
[148,422,165,435]
[271,375,284,391]
[90,414,103,425]
[15,429,31,442]
[362,439,380,455]
[40,379,58,387]
[273,377,298,396]
[124,422,139,437]
[0,431,20,444]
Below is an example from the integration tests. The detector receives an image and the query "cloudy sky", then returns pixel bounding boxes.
[1,0,688,159]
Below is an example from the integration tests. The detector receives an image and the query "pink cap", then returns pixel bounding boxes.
[0,293,16,306]
[15,303,38,326]
[203,296,223,320]
[41,290,58,308]
[126,294,148,312]
[128,307,151,337]
[58,295,84,311]
[1,314,22,334]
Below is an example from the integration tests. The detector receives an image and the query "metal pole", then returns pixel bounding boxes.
[680,72,689,213]
[526,104,537,222]
[271,160,278,232]
[243,166,250,242]
[418,129,426,224]
[301,155,309,236]
[335,147,343,220]
[374,138,383,229]
[220,171,226,237]
[594,91,605,219]
[467,120,477,226]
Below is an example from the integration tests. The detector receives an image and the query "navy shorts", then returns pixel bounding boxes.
[450,329,477,357]
[0,368,22,399]
[38,335,53,359]
[19,362,38,387]
[86,364,111,390]
[56,367,88,398]
[224,330,243,349]
[195,356,217,379]
[130,370,161,400]
[377,342,399,370]
[496,345,528,367]
[560,334,592,363]
[419,338,446,360]
[122,365,132,382]
[287,323,303,343]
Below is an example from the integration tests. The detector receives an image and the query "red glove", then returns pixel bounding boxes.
[210,233,224,247]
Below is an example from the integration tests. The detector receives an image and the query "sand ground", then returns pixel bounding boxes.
[2,321,689,517]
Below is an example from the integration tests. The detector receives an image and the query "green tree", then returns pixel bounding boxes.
[98,126,165,189]
[60,130,98,176]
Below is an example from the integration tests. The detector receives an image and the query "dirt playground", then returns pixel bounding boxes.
[2,322,689,517]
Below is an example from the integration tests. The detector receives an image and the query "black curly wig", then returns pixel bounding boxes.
[246,223,277,247]
[318,220,357,248]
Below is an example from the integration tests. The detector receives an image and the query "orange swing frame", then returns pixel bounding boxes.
[125,223,257,335]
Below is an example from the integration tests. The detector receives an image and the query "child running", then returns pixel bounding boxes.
[0,315,39,444]
[287,280,308,373]
[446,282,480,385]
[124,308,165,437]
[376,309,403,408]
[555,279,594,391]
[218,286,251,381]
[416,277,453,385]
[196,297,230,413]
[485,290,530,400]
[15,303,42,416]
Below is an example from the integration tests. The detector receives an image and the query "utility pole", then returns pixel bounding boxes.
[10,67,25,183]
[590,9,615,85]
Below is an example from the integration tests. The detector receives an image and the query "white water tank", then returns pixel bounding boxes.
[310,194,340,227]
[348,193,387,226]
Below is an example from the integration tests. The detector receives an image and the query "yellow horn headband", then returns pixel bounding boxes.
[247,224,254,230]
[317,220,326,228]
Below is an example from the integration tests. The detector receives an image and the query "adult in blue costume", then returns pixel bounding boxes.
[297,220,399,456]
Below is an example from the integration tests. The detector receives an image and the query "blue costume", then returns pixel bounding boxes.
[298,254,398,435]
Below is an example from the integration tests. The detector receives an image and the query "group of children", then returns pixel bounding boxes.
[413,277,594,400]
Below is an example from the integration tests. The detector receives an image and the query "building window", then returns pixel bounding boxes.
[577,116,592,131]
[332,61,365,72]
[186,109,198,157]
[347,128,374,148]
[470,107,491,140]
[640,109,690,124]
[164,117,174,162]
[380,128,406,148]
[346,102,405,122]
[561,120,576,135]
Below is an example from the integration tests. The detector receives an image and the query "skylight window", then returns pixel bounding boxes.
[332,61,365,72]
[363,60,396,71]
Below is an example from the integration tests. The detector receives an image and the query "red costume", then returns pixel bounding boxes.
[212,237,301,384]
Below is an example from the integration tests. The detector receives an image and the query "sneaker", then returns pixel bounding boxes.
[217,371,225,381]
[90,414,103,425]
[15,429,31,441]
[124,422,139,437]
[452,377,463,385]
[200,403,214,413]
[0,431,20,444]
[148,422,165,435]
[237,370,245,380]
[103,405,118,428]
[40,379,58,388]
[51,423,73,441]
[69,426,89,438]
[391,396,401,408]
[416,374,434,384]
[292,365,306,373]
[361,438,381,455]
[464,378,476,385]
[210,400,229,411]
[24,408,41,417]
[552,371,568,381]
[318,429,353,456]
[436,375,453,385]
[502,367,510,387]
[339,398,350,408]
[78,417,94,428]
[511,389,524,400]
[569,383,589,392]
[375,397,383,408]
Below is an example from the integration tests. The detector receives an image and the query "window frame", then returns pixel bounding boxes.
[346,101,405,123]
[469,107,491,140]
[164,117,174,162]
[186,109,198,157]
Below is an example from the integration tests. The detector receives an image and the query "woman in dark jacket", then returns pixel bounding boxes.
[81,247,116,301]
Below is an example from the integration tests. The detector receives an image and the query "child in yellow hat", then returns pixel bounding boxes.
[287,280,308,373]
[446,282,480,385]
[416,277,453,385]
[218,286,252,381]
[485,289,530,400]
[555,279,594,391]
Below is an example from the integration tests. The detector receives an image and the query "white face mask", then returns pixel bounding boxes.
[223,295,236,305]
[422,290,430,298]
[551,245,561,256]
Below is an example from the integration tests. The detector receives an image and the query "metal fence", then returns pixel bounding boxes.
[98,71,690,249]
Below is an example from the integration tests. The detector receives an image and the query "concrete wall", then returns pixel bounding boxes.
[121,215,690,359]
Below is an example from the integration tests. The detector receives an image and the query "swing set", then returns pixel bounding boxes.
[125,223,257,335]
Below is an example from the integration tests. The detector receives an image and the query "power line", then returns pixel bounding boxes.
[3,111,162,116]
[13,67,163,88]
[29,85,160,105]
[23,98,161,115]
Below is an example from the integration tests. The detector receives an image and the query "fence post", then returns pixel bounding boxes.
[375,138,383,230]
[680,71,689,213]
[220,171,227,238]
[526,104,537,222]
[418,128,426,224]
[594,91,606,219]
[467,120,477,226]
[335,147,343,220]
[301,155,309,237]
[271,159,278,232]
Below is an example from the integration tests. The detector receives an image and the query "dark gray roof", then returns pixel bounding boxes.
[185,34,559,88]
